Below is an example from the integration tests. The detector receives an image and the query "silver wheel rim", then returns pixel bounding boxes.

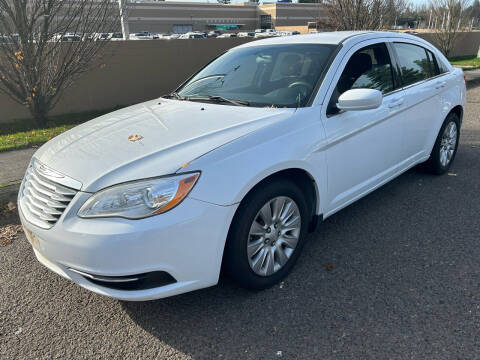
[440,121,457,167]
[247,196,301,277]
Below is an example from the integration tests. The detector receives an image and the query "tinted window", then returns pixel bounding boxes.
[426,50,441,76]
[437,57,450,74]
[393,43,431,86]
[177,44,336,108]
[328,43,394,115]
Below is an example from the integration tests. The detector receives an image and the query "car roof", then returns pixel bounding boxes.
[237,31,426,48]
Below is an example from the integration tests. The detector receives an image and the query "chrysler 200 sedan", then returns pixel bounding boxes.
[19,32,466,301]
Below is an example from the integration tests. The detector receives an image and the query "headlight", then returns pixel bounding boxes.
[78,173,200,219]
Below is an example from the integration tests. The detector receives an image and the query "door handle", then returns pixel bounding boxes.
[388,98,404,108]
[435,81,446,89]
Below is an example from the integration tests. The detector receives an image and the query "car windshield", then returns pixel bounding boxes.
[177,44,336,108]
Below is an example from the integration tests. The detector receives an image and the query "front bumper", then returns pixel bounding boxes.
[19,193,237,301]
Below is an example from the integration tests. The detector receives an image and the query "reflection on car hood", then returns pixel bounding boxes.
[34,99,295,191]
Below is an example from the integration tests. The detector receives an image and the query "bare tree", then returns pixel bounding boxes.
[321,0,408,30]
[430,0,472,57]
[471,0,480,27]
[0,0,123,127]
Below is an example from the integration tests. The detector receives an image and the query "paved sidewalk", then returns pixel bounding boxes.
[464,68,480,88]
[0,148,35,204]
[0,148,35,185]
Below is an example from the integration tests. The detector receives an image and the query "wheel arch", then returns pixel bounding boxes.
[220,167,321,278]
[231,167,321,234]
[449,105,464,124]
[427,103,464,158]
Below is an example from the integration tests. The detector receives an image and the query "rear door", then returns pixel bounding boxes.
[390,42,446,162]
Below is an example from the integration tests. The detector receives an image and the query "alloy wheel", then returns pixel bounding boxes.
[247,196,301,277]
[439,121,457,167]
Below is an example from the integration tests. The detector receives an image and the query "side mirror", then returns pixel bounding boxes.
[337,89,383,111]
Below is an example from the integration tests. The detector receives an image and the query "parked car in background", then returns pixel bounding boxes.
[82,33,96,42]
[207,30,222,38]
[237,32,255,38]
[254,29,277,38]
[278,31,301,36]
[57,33,82,42]
[0,34,11,43]
[217,33,237,38]
[162,33,181,40]
[110,32,124,41]
[130,31,154,40]
[19,32,465,301]
[10,33,19,42]
[179,32,205,39]
[96,33,112,41]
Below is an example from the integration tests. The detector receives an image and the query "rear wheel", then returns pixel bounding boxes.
[424,112,460,175]
[224,179,309,290]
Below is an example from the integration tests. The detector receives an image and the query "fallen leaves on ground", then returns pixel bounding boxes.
[0,224,22,247]
[0,201,17,218]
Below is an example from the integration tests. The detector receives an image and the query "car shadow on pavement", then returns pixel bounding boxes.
[120,144,480,359]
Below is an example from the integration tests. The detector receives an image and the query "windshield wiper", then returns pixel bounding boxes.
[186,95,249,107]
[163,91,183,100]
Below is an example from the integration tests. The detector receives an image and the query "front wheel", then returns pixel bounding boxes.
[223,179,309,290]
[424,112,460,175]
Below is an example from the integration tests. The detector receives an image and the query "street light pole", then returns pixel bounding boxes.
[118,0,130,40]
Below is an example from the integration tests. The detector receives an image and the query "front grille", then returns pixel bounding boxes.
[20,160,79,229]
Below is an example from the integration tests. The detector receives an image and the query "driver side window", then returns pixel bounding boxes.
[327,43,395,116]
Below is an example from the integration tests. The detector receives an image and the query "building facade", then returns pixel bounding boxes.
[126,1,325,33]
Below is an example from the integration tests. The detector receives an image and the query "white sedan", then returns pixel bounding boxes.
[19,31,466,301]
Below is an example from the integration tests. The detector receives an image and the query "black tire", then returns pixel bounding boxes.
[424,112,460,175]
[223,178,309,290]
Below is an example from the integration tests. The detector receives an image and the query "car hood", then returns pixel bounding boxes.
[35,99,295,192]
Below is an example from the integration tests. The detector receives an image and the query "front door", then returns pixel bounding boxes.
[321,40,407,216]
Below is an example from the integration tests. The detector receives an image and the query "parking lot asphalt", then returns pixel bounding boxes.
[1,86,480,360]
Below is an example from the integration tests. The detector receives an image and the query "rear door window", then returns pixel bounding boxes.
[425,50,440,77]
[393,43,431,86]
[435,54,450,74]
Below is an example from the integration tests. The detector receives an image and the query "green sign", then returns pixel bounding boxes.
[215,25,240,30]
